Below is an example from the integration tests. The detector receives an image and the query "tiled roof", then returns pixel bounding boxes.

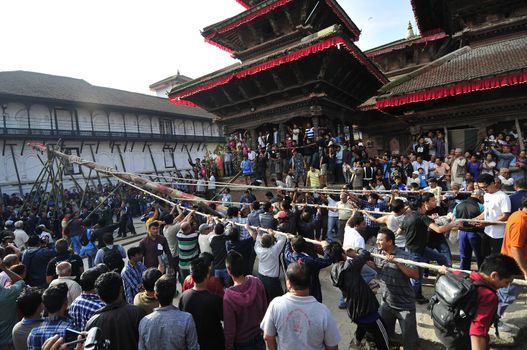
[382,36,527,96]
[0,71,214,119]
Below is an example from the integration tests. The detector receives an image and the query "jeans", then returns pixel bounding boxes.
[233,333,265,350]
[326,216,339,241]
[429,237,453,267]
[224,161,232,176]
[82,248,97,268]
[406,248,448,297]
[379,303,418,350]
[497,283,525,317]
[70,235,82,255]
[458,230,483,270]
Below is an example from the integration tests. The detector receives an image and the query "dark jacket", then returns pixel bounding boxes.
[330,250,379,322]
[454,197,483,232]
[284,241,331,302]
[86,300,146,350]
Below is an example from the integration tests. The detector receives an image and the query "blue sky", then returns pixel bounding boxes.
[0,0,416,94]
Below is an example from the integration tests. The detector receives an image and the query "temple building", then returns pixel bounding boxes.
[168,0,388,144]
[358,0,527,154]
[168,0,527,155]
[0,71,223,195]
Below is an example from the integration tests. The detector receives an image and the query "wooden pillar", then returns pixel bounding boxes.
[515,118,525,151]
[250,128,257,149]
[312,116,320,137]
[9,144,23,195]
[279,123,286,144]
[443,127,450,155]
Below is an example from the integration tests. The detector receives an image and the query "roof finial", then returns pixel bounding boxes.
[177,69,180,76]
[405,21,415,39]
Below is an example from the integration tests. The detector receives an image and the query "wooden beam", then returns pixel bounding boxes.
[268,15,281,37]
[271,73,285,91]
[209,79,319,113]
[9,144,23,194]
[284,9,296,31]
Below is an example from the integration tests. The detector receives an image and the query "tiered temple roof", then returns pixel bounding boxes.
[169,0,387,133]
[376,36,527,109]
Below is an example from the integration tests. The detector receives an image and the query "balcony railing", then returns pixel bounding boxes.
[0,127,225,143]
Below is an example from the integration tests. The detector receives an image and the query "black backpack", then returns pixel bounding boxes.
[102,246,125,272]
[429,272,495,339]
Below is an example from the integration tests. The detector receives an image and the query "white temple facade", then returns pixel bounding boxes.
[0,71,224,195]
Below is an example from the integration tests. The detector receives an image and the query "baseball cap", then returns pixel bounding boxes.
[199,223,214,233]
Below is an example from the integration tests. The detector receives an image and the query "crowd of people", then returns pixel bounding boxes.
[0,123,525,350]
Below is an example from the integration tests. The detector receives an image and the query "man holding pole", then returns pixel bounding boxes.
[372,227,419,350]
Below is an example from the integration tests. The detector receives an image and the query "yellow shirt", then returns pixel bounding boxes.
[307,169,321,188]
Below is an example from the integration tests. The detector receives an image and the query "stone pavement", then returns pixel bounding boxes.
[319,266,527,350]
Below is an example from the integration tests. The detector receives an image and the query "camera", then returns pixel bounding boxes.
[64,327,110,350]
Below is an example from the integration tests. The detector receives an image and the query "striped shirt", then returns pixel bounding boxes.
[177,230,200,270]
[68,293,106,330]
[305,127,315,140]
[121,261,147,304]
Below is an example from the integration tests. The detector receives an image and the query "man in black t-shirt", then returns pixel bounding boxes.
[179,257,224,350]
[46,238,84,284]
[400,199,461,303]
[209,224,229,287]
[422,193,452,267]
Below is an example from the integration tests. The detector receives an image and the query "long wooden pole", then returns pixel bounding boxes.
[28,142,228,214]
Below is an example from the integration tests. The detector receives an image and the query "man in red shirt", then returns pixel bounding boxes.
[497,194,527,332]
[438,254,520,350]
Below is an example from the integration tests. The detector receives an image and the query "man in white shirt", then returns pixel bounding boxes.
[48,261,82,306]
[251,227,287,303]
[411,156,429,175]
[208,174,216,199]
[195,176,206,196]
[343,215,366,251]
[13,221,29,250]
[476,173,511,255]
[261,262,341,350]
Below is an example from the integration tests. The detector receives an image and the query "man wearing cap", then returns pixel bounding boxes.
[139,221,175,272]
[13,221,29,250]
[198,217,216,255]
[453,189,485,270]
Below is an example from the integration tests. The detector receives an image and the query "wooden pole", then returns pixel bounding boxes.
[515,118,525,151]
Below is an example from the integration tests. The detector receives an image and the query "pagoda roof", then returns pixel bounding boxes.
[365,31,448,58]
[235,0,264,8]
[202,0,360,56]
[376,35,527,109]
[149,72,193,90]
[169,26,387,128]
[170,25,387,106]
[411,0,448,36]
